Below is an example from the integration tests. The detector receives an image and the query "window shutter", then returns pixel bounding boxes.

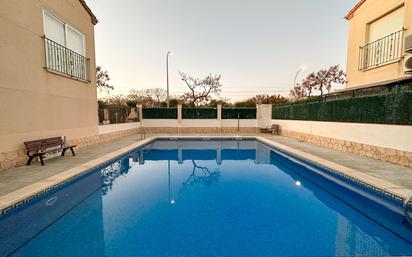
[43,11,65,45]
[66,26,85,55]
[368,7,404,43]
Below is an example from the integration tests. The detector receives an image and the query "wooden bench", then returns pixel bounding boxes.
[260,124,280,135]
[24,137,76,166]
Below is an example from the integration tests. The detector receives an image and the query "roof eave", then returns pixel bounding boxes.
[79,0,98,25]
[345,0,366,20]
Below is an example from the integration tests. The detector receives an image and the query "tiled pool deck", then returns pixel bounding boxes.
[1,133,411,211]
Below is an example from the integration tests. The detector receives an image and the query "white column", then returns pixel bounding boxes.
[216,145,222,165]
[256,104,260,130]
[178,143,183,164]
[258,104,272,128]
[139,149,144,164]
[137,104,143,130]
[177,104,182,133]
[217,104,222,133]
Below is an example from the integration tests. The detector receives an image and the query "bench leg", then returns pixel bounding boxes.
[39,155,45,166]
[26,156,35,166]
[70,147,75,156]
[61,148,67,156]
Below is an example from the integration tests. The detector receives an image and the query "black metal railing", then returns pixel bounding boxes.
[44,37,90,81]
[359,29,404,70]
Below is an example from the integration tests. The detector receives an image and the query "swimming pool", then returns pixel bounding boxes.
[1,138,411,256]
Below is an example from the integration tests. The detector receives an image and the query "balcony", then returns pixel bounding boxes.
[44,37,90,81]
[358,29,404,70]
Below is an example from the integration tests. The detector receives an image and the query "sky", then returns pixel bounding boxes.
[87,0,359,101]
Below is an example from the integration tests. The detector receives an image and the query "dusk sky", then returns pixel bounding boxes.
[87,0,359,100]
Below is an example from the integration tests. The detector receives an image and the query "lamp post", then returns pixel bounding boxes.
[166,51,173,108]
[293,65,307,88]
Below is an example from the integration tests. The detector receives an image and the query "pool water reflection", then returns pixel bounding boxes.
[1,139,412,257]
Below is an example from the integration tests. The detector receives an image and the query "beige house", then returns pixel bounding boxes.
[345,0,412,88]
[0,0,99,169]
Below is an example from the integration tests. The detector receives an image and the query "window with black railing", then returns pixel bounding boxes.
[44,37,90,81]
[358,29,404,70]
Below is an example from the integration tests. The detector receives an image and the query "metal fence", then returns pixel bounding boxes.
[44,37,90,81]
[359,29,404,70]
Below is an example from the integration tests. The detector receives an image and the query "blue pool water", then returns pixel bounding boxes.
[1,138,412,257]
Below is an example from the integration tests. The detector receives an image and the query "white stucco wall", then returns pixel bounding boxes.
[272,119,412,152]
[182,119,219,127]
[221,119,257,127]
[142,119,178,128]
[98,118,412,153]
[98,122,140,135]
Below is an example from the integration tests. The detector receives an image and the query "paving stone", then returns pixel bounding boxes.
[1,132,411,199]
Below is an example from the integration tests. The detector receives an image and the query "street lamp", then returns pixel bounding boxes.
[166,51,173,108]
[293,65,307,88]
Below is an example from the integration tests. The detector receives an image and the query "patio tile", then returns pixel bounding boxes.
[1,132,411,202]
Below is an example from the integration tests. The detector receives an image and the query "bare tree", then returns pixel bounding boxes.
[127,89,152,107]
[289,85,307,100]
[102,94,127,105]
[127,89,144,101]
[321,65,346,94]
[126,88,167,107]
[180,72,222,106]
[290,65,346,99]
[96,66,114,93]
[301,72,317,97]
[253,94,289,104]
[144,88,167,104]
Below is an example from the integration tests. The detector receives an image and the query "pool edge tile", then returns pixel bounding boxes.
[256,136,412,201]
[0,137,155,214]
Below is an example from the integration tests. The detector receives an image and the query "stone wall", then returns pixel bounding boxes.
[0,127,140,171]
[280,129,412,168]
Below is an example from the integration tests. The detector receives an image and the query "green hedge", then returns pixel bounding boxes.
[143,108,177,119]
[182,108,217,119]
[98,109,104,123]
[272,92,412,125]
[222,108,256,119]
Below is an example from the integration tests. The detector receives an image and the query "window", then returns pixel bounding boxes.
[43,11,65,45]
[66,26,85,56]
[368,6,404,43]
[359,6,404,70]
[43,10,89,81]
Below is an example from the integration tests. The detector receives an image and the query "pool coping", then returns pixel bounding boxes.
[256,136,412,202]
[0,135,411,214]
[0,137,155,214]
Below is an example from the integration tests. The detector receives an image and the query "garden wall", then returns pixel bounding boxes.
[272,82,412,125]
[272,120,412,168]
[140,105,257,133]
[270,81,412,168]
